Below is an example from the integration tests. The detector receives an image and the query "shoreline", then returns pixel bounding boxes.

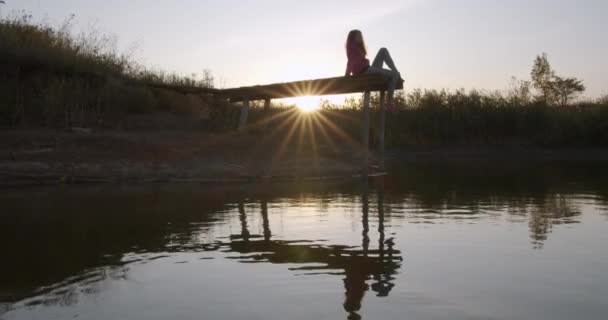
[2,129,607,187]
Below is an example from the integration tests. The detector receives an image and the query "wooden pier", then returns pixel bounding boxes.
[221,74,403,170]
[158,73,403,172]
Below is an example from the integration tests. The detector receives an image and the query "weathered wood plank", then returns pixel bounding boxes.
[222,74,403,102]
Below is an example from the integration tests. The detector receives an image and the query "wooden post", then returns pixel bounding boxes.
[378,91,386,154]
[263,98,271,112]
[238,97,249,131]
[263,98,271,132]
[378,91,387,170]
[362,91,371,173]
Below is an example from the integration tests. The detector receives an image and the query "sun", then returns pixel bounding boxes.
[285,96,322,112]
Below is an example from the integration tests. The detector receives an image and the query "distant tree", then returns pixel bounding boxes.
[530,53,585,106]
[598,94,608,105]
[531,53,556,103]
[552,76,585,106]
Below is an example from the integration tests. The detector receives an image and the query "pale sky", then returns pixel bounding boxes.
[3,0,607,97]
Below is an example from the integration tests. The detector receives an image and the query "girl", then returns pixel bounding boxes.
[345,30,401,108]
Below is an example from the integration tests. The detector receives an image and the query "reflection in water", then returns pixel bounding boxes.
[236,202,251,241]
[386,164,598,249]
[226,184,402,320]
[527,195,582,249]
[1,162,608,319]
[261,199,272,241]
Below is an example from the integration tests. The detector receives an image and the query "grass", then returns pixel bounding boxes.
[243,89,608,148]
[1,12,607,147]
[0,12,220,128]
[376,89,608,146]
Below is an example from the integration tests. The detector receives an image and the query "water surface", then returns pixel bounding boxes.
[2,163,608,320]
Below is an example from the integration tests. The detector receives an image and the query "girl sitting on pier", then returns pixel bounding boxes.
[345,29,402,109]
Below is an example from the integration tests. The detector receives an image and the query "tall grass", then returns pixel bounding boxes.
[326,89,608,147]
[2,12,607,147]
[0,12,219,128]
[242,89,608,148]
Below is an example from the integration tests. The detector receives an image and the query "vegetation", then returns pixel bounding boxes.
[531,53,586,106]
[309,88,607,147]
[1,12,607,148]
[0,13,219,128]
[298,53,605,147]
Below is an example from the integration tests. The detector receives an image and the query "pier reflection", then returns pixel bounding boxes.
[224,180,402,320]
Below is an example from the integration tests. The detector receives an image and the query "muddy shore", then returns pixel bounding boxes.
[2,129,607,187]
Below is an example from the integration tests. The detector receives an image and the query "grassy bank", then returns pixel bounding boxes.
[0,13,231,128]
[2,13,607,148]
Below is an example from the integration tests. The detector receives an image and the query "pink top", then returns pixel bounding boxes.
[346,42,370,76]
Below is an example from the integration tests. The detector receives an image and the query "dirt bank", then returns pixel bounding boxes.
[0,129,364,187]
[2,129,607,187]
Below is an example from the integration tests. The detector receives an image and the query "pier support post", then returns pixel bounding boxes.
[378,91,386,169]
[362,91,371,173]
[263,98,271,112]
[238,97,249,131]
[263,98,271,132]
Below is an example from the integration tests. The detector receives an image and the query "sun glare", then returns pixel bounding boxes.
[280,94,351,112]
[287,96,322,112]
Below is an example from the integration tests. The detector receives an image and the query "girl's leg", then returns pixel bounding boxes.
[371,48,398,72]
[367,48,401,111]
[365,66,394,79]
[365,66,398,111]
[369,47,401,93]
[365,67,399,93]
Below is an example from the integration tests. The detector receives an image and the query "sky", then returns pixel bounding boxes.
[2,0,607,97]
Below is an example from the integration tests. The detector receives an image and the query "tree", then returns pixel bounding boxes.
[552,76,585,106]
[531,53,555,103]
[530,53,585,106]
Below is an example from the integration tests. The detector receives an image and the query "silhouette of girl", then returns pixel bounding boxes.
[345,30,402,109]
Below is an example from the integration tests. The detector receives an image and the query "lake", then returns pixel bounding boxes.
[1,162,608,320]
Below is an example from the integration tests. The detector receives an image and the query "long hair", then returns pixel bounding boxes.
[346,30,367,56]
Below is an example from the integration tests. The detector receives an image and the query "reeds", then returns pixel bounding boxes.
[319,89,608,147]
[243,89,608,148]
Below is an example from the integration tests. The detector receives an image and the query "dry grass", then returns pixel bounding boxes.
[0,12,219,128]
